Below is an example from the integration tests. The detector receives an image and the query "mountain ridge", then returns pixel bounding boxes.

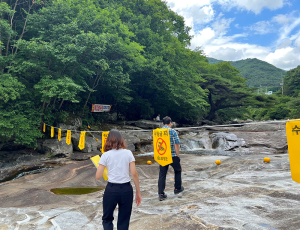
[207,57,287,87]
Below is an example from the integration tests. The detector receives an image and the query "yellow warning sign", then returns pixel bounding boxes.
[90,155,108,181]
[43,123,46,132]
[58,129,61,141]
[66,130,71,145]
[153,129,173,166]
[286,120,300,183]
[51,126,54,138]
[101,131,109,153]
[78,131,86,150]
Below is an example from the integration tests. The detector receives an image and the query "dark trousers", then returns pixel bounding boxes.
[158,156,182,194]
[102,182,133,230]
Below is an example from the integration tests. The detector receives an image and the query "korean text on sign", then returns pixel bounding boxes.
[286,120,300,183]
[91,104,112,112]
[100,131,109,181]
[101,131,109,153]
[153,128,173,166]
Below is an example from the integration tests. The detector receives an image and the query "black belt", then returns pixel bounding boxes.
[107,181,131,186]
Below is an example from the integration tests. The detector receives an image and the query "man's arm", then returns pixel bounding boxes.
[175,143,180,157]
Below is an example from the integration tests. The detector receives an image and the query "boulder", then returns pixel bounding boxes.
[231,130,288,154]
[122,132,140,152]
[71,133,100,153]
[210,132,246,151]
[133,131,153,141]
[107,112,118,122]
[180,132,210,151]
[134,120,162,129]
[57,117,82,136]
[37,137,73,157]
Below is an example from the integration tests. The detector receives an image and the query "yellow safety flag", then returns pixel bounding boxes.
[286,120,300,183]
[58,129,61,141]
[43,123,46,132]
[66,130,71,145]
[90,155,108,181]
[153,128,173,166]
[101,131,109,153]
[51,126,54,138]
[78,131,86,150]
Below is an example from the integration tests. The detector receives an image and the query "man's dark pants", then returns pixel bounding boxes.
[158,156,182,194]
[102,182,133,230]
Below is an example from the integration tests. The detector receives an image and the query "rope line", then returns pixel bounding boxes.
[44,118,299,133]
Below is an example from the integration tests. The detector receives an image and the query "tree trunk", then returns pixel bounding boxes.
[58,99,64,110]
[81,70,102,114]
[207,92,217,120]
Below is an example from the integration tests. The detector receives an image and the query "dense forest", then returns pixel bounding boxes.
[0,0,299,148]
[207,57,287,88]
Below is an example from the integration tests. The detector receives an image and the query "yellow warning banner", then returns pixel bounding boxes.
[78,131,86,150]
[153,129,173,166]
[286,120,300,183]
[66,130,71,145]
[58,129,61,141]
[43,123,46,132]
[101,131,109,153]
[51,126,54,138]
[90,155,108,181]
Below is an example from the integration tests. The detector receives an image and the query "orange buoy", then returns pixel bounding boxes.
[215,160,221,165]
[264,157,270,163]
[96,139,98,141]
[88,126,91,128]
[147,160,152,165]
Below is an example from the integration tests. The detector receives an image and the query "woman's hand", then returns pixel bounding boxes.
[136,191,142,207]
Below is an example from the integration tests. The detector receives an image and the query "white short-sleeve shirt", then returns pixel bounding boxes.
[99,149,135,183]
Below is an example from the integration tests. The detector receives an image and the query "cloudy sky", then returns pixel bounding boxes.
[166,0,300,70]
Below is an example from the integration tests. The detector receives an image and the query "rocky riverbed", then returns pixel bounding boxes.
[0,153,299,230]
[1,120,299,229]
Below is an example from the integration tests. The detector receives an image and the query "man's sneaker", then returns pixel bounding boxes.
[158,193,167,201]
[174,186,184,195]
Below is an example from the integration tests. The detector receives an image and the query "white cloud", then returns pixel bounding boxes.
[167,1,214,26]
[295,36,300,47]
[276,17,300,45]
[273,14,291,24]
[247,21,274,35]
[165,0,299,70]
[278,39,292,48]
[210,47,244,60]
[167,0,286,15]
[266,47,300,70]
[217,0,285,14]
[212,14,235,35]
[180,5,215,25]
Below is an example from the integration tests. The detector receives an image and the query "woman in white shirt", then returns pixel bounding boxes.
[96,129,141,230]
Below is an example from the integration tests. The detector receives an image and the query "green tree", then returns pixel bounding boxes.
[284,65,300,97]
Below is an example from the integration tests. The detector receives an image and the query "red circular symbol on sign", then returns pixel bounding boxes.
[156,138,167,155]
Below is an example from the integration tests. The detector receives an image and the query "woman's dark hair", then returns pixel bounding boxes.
[103,129,127,152]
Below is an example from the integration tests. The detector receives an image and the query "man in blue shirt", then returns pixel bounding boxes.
[158,116,184,201]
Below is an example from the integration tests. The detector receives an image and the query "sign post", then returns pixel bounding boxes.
[153,129,173,166]
[286,120,300,183]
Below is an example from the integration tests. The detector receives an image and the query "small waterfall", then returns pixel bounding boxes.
[180,132,210,151]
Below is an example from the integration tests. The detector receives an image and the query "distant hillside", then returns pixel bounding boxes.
[207,57,287,87]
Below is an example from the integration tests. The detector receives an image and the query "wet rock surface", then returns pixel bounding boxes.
[72,133,100,153]
[1,153,299,230]
[37,137,73,157]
